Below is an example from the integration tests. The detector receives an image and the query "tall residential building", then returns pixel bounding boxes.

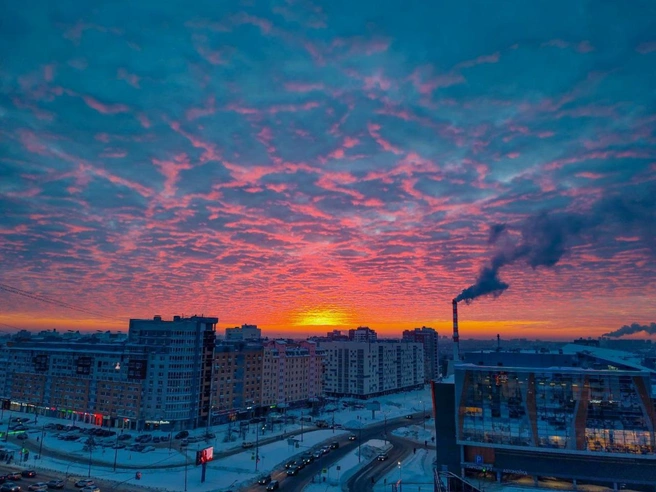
[225,324,262,341]
[212,342,263,418]
[261,340,325,407]
[348,326,377,342]
[128,315,217,429]
[319,340,424,398]
[403,326,440,382]
[433,345,656,490]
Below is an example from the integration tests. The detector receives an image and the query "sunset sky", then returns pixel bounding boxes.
[1,1,655,340]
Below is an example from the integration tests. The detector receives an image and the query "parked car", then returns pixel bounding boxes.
[135,435,152,443]
[265,480,279,491]
[20,472,36,478]
[0,477,7,485]
[174,431,189,439]
[242,441,254,449]
[5,474,21,481]
[257,475,271,485]
[46,479,64,489]
[28,483,48,492]
[74,479,95,488]
[141,446,156,453]
[117,433,132,441]
[405,414,413,419]
[1,482,21,492]
[312,450,322,459]
[80,487,100,492]
[16,433,28,440]
[152,437,160,444]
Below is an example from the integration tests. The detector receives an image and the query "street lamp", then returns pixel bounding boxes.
[38,426,45,460]
[87,443,93,478]
[398,461,402,483]
[113,429,123,471]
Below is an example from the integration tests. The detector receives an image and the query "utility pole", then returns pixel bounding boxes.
[255,425,260,472]
[38,426,45,460]
[113,429,123,471]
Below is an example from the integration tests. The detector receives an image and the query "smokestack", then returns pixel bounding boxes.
[497,334,501,352]
[452,299,460,362]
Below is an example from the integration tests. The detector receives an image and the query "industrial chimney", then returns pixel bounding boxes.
[452,299,460,362]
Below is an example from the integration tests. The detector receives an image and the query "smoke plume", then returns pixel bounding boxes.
[455,185,656,304]
[603,322,656,338]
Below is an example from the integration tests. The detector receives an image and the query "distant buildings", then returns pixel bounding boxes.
[225,324,262,341]
[348,326,378,342]
[433,344,656,490]
[403,326,440,382]
[319,340,424,398]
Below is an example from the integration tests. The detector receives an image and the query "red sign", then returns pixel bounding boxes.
[196,446,214,466]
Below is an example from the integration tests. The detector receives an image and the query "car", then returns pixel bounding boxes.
[28,483,48,492]
[80,487,100,492]
[141,446,155,453]
[16,433,28,440]
[46,479,64,489]
[257,475,272,485]
[242,441,255,449]
[1,482,21,492]
[74,479,95,488]
[20,472,35,478]
[205,432,215,439]
[348,434,357,441]
[405,415,414,419]
[174,431,189,439]
[152,437,160,443]
[117,433,132,441]
[312,450,322,459]
[301,454,314,464]
[265,480,279,491]
[330,441,339,449]
[286,466,300,476]
[377,453,389,461]
[10,425,28,431]
[5,474,21,481]
[284,460,296,469]
[112,443,126,449]
[321,446,331,454]
[0,477,6,486]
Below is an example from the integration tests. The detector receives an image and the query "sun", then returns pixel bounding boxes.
[292,308,353,327]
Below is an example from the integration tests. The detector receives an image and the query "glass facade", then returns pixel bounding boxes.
[456,367,656,457]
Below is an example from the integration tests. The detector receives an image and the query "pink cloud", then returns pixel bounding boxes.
[542,39,570,49]
[408,69,465,94]
[284,82,325,93]
[576,41,594,53]
[82,95,129,114]
[507,152,520,159]
[43,65,55,82]
[137,113,151,129]
[186,96,216,121]
[343,136,359,148]
[232,12,273,34]
[117,68,140,88]
[575,172,606,179]
[367,122,402,155]
[457,52,500,69]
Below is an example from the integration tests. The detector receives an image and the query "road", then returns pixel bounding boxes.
[347,434,414,492]
[242,412,426,492]
[0,464,142,492]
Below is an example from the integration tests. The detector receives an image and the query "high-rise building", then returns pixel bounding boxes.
[225,324,262,341]
[432,344,656,490]
[319,340,424,398]
[348,326,377,342]
[128,315,217,429]
[403,326,440,382]
[212,342,263,419]
[261,340,324,407]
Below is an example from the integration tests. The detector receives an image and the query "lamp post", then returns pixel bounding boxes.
[4,411,11,442]
[87,443,93,478]
[255,425,260,472]
[113,429,123,471]
[422,400,426,430]
[38,426,45,459]
[398,461,402,483]
[183,443,188,492]
[300,409,304,442]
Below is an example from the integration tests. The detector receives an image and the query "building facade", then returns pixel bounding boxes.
[320,340,424,398]
[433,346,656,490]
[225,324,262,341]
[261,340,324,407]
[403,326,440,382]
[212,342,263,418]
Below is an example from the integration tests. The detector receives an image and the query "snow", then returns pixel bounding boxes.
[391,419,435,444]
[376,448,434,492]
[305,439,390,492]
[2,385,435,491]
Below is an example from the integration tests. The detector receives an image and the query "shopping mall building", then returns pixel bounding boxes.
[433,344,656,491]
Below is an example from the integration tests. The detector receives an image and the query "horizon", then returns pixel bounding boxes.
[1,1,655,340]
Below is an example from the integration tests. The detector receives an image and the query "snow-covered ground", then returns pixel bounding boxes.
[391,419,435,445]
[304,439,390,492]
[375,448,434,492]
[1,385,435,491]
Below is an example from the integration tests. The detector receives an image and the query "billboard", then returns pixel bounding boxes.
[196,446,214,466]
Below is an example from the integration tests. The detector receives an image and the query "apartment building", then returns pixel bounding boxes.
[0,315,218,431]
[319,340,424,398]
[212,342,263,417]
[261,340,325,407]
[403,326,440,382]
[225,324,262,341]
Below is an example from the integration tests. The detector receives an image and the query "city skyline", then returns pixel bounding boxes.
[1,1,655,339]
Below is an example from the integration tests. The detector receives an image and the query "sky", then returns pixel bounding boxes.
[1,0,655,339]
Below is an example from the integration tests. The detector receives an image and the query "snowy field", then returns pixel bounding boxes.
[304,439,390,492]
